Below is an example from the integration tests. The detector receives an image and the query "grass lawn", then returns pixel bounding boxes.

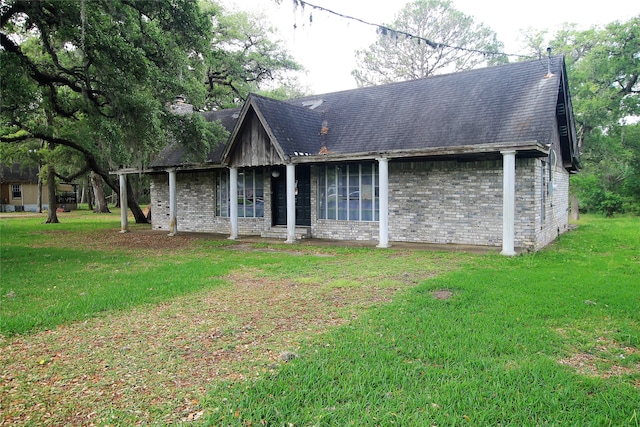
[1,210,638,426]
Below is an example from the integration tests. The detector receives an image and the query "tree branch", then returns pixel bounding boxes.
[55,165,91,183]
[1,32,110,115]
[0,33,85,94]
[1,131,117,193]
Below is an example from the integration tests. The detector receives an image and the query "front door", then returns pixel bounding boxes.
[272,165,311,226]
[295,165,311,226]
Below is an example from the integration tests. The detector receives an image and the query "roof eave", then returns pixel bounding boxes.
[290,141,549,164]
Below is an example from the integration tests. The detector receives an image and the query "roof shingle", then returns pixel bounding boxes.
[150,56,572,168]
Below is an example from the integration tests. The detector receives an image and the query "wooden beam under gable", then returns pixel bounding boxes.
[221,95,287,168]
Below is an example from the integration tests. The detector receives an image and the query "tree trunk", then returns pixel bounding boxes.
[45,160,59,224]
[126,177,149,223]
[86,175,93,211]
[36,165,43,214]
[91,172,111,213]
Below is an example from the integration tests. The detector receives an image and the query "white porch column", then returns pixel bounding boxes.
[501,150,516,256]
[229,167,238,240]
[168,168,177,236]
[118,172,129,233]
[377,157,390,248]
[285,163,296,243]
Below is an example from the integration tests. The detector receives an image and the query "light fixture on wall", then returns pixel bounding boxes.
[271,169,280,178]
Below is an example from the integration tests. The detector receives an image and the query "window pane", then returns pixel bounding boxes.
[235,169,265,218]
[255,170,264,218]
[237,173,245,217]
[247,172,254,218]
[12,185,22,199]
[361,166,373,221]
[317,163,379,222]
[327,166,337,220]
[337,166,347,220]
[216,172,229,217]
[348,165,360,220]
[373,164,379,221]
[318,167,326,219]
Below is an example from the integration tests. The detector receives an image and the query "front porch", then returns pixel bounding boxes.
[261,225,311,240]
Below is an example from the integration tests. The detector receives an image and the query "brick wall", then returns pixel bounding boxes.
[149,170,269,235]
[150,157,570,251]
[310,158,569,251]
[535,156,570,251]
[388,160,504,246]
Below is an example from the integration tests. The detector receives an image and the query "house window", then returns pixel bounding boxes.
[215,172,229,217]
[318,163,379,221]
[11,185,22,199]
[215,169,264,218]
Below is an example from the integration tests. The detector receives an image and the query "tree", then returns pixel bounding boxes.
[203,3,303,109]
[1,0,225,222]
[351,0,506,87]
[530,17,640,214]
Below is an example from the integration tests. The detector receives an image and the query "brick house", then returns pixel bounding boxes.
[127,56,579,254]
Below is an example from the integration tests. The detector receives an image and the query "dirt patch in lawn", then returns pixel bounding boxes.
[431,289,454,300]
[0,263,411,426]
[32,228,197,252]
[556,331,640,386]
[558,351,640,384]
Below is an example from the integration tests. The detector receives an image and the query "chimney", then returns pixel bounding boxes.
[170,95,193,115]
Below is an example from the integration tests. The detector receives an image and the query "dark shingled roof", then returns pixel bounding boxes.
[150,56,577,169]
[248,94,322,156]
[0,164,39,183]
[292,57,561,154]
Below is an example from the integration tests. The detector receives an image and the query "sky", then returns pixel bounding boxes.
[221,0,639,94]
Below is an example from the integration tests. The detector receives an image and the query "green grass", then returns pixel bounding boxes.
[204,216,640,426]
[0,211,241,336]
[1,212,639,425]
[0,210,452,337]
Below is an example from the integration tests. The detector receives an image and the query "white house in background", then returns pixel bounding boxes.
[0,164,77,212]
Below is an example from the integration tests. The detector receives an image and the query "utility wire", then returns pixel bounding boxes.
[292,0,533,59]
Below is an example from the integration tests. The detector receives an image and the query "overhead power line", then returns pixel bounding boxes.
[292,0,533,59]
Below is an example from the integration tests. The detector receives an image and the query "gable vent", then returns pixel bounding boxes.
[556,103,566,116]
[559,125,569,137]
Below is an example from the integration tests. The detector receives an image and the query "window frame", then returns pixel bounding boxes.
[318,163,379,222]
[215,168,264,218]
[11,184,22,199]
